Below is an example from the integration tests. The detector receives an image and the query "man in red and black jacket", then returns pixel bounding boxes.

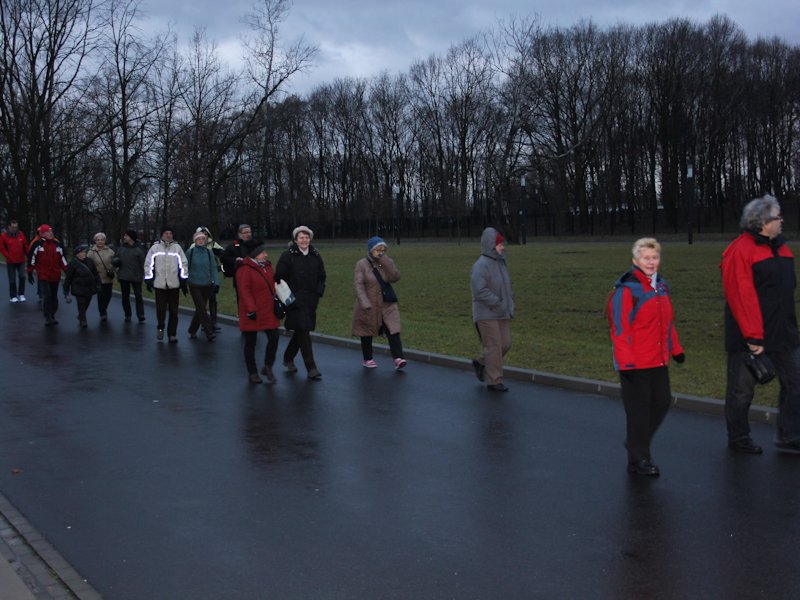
[722,195,800,454]
[0,219,29,302]
[27,224,68,326]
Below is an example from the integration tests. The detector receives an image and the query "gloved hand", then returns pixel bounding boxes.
[27,272,34,285]
[673,353,685,364]
[247,311,257,320]
[180,280,188,296]
[145,279,153,293]
[214,284,220,293]
[64,294,73,304]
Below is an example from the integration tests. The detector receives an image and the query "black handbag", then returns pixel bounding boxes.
[745,352,776,385]
[273,296,287,319]
[372,267,398,303]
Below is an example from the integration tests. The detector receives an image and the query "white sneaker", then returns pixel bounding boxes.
[10,297,18,303]
[18,295,26,302]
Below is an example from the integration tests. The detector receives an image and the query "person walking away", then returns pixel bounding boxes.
[87,232,116,321]
[144,226,189,343]
[722,194,800,454]
[27,224,68,326]
[352,236,407,370]
[470,227,514,392]
[608,237,685,476]
[116,230,146,322]
[275,225,326,380]
[221,224,254,301]
[193,226,224,331]
[63,245,100,327]
[186,229,218,341]
[236,241,282,383]
[0,220,29,303]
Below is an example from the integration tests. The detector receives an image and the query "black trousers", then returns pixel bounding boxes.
[619,366,671,463]
[155,288,180,336]
[120,280,144,320]
[243,329,280,374]
[39,280,60,320]
[283,330,316,369]
[6,263,25,298]
[75,295,92,323]
[360,332,403,360]
[96,282,113,316]
[188,285,215,338]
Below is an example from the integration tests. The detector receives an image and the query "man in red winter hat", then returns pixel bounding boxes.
[27,224,68,326]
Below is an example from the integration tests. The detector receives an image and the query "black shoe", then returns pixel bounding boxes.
[138,317,146,323]
[627,460,660,476]
[100,314,107,322]
[249,373,263,384]
[775,439,800,454]
[80,320,88,328]
[214,325,222,332]
[124,316,131,322]
[168,336,178,343]
[157,329,164,341]
[260,365,276,383]
[472,359,486,382]
[728,439,763,454]
[487,383,509,392]
[45,318,55,327]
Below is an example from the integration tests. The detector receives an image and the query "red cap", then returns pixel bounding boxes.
[39,224,52,234]
[495,233,505,245]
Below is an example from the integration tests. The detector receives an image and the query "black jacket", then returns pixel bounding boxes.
[63,258,100,298]
[275,243,326,331]
[115,242,146,282]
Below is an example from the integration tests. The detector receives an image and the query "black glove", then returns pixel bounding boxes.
[214,284,220,293]
[673,353,685,364]
[247,311,257,320]
[27,272,34,284]
[145,279,153,293]
[180,280,188,296]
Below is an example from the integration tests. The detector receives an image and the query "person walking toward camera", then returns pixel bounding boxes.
[186,229,218,341]
[27,224,68,326]
[722,195,800,454]
[63,245,100,328]
[275,225,325,380]
[470,227,514,392]
[0,219,29,303]
[608,238,684,476]
[87,232,116,322]
[116,230,146,322]
[352,236,406,370]
[236,241,281,384]
[144,226,189,343]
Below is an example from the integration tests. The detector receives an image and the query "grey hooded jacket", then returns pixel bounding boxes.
[470,227,514,322]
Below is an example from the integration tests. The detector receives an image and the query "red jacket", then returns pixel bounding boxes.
[608,267,683,371]
[27,238,68,282]
[0,230,28,264]
[235,257,281,332]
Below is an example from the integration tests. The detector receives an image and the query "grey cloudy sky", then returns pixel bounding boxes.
[141,0,800,94]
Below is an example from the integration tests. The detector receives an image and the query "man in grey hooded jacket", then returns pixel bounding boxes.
[470,227,515,392]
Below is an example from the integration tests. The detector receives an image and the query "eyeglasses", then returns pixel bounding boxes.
[765,215,784,223]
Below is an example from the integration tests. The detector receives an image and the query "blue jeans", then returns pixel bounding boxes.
[6,263,25,298]
[726,347,800,443]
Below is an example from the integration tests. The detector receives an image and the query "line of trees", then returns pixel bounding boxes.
[1,0,799,246]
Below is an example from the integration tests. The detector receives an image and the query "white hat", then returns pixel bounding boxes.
[292,225,313,241]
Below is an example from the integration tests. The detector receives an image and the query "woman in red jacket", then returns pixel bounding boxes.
[608,238,684,476]
[236,241,282,384]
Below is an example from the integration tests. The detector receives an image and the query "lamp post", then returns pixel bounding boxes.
[519,174,527,245]
[392,182,401,245]
[687,164,694,245]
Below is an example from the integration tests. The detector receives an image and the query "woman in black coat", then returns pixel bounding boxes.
[275,225,326,379]
[63,245,100,327]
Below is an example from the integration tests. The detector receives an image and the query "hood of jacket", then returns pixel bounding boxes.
[480,227,502,259]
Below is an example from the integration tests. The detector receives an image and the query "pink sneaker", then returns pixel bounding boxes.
[362,359,378,368]
[394,358,407,370]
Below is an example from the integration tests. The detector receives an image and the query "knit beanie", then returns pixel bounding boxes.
[367,236,387,254]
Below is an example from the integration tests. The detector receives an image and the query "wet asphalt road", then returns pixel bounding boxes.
[1,282,799,599]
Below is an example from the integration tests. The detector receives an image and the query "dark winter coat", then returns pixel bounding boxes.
[275,243,326,331]
[115,242,146,282]
[352,254,401,337]
[235,258,281,332]
[63,258,100,298]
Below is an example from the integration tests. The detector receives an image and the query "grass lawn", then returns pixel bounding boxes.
[147,236,798,405]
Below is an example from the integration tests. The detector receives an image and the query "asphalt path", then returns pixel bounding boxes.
[1,279,799,599]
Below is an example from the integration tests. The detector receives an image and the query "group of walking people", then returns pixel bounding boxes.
[4,193,798,475]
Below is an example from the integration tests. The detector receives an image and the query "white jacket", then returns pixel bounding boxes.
[144,240,188,289]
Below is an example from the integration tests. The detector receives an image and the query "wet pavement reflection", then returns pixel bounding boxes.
[1,281,799,598]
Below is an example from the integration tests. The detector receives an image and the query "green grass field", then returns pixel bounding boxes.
[159,237,797,405]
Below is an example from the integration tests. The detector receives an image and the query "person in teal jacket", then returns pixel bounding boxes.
[186,230,219,341]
